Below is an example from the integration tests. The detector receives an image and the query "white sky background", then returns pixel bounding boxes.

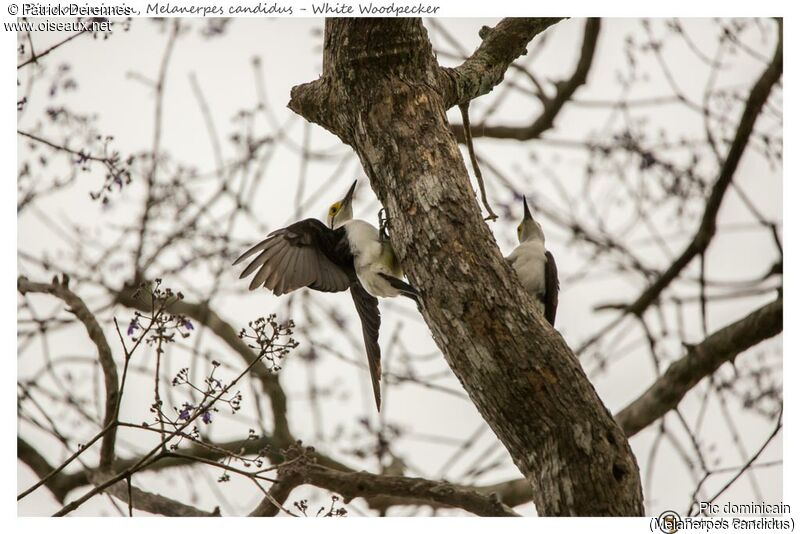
[16,17,782,516]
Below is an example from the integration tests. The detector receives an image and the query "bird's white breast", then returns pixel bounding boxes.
[344,220,400,298]
[343,220,382,266]
[507,239,547,300]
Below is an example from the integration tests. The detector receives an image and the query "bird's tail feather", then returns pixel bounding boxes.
[378,274,421,303]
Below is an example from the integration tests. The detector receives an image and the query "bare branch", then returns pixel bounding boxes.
[248,473,302,516]
[440,18,564,108]
[624,20,782,317]
[17,437,71,503]
[17,29,89,69]
[132,21,180,280]
[18,130,113,166]
[698,410,782,511]
[53,434,277,496]
[450,18,601,142]
[17,421,116,502]
[294,463,520,517]
[458,102,498,220]
[616,297,783,437]
[18,276,119,470]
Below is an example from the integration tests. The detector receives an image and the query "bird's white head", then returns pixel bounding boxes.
[517,196,545,244]
[327,180,356,229]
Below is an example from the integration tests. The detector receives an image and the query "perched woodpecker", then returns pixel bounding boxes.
[506,197,559,325]
[233,180,418,411]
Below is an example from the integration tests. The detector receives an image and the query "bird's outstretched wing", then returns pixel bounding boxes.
[234,218,351,295]
[544,250,559,326]
[350,282,382,411]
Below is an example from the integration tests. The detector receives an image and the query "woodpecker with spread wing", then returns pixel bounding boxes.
[233,180,419,411]
[506,197,559,326]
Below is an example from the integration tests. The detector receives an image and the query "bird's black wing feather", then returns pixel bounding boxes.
[350,282,382,411]
[233,218,351,295]
[377,273,420,303]
[544,250,559,326]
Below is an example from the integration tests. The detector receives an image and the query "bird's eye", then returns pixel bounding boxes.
[517,225,522,234]
[329,205,338,215]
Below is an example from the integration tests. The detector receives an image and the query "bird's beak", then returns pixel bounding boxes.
[522,196,533,221]
[342,180,357,208]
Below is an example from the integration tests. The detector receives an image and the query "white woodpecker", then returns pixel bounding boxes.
[233,180,419,411]
[506,197,559,326]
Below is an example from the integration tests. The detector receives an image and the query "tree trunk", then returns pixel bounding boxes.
[289,18,644,516]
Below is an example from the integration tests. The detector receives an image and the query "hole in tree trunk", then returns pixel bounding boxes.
[612,462,626,482]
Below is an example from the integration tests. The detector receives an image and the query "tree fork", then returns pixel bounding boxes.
[289,18,644,516]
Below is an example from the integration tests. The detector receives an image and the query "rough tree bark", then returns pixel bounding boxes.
[289,18,644,516]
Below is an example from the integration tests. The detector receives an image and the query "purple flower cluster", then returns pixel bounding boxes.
[127,317,140,337]
[177,402,212,424]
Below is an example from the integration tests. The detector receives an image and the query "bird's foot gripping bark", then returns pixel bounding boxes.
[378,208,392,241]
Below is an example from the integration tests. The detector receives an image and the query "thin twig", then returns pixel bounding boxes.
[458,103,497,221]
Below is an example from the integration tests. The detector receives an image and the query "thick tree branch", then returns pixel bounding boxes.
[50,430,527,513]
[338,476,535,513]
[17,437,72,503]
[289,18,563,144]
[439,18,564,108]
[616,297,783,436]
[293,464,519,517]
[450,18,601,142]
[18,276,120,470]
[624,21,782,317]
[90,470,219,517]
